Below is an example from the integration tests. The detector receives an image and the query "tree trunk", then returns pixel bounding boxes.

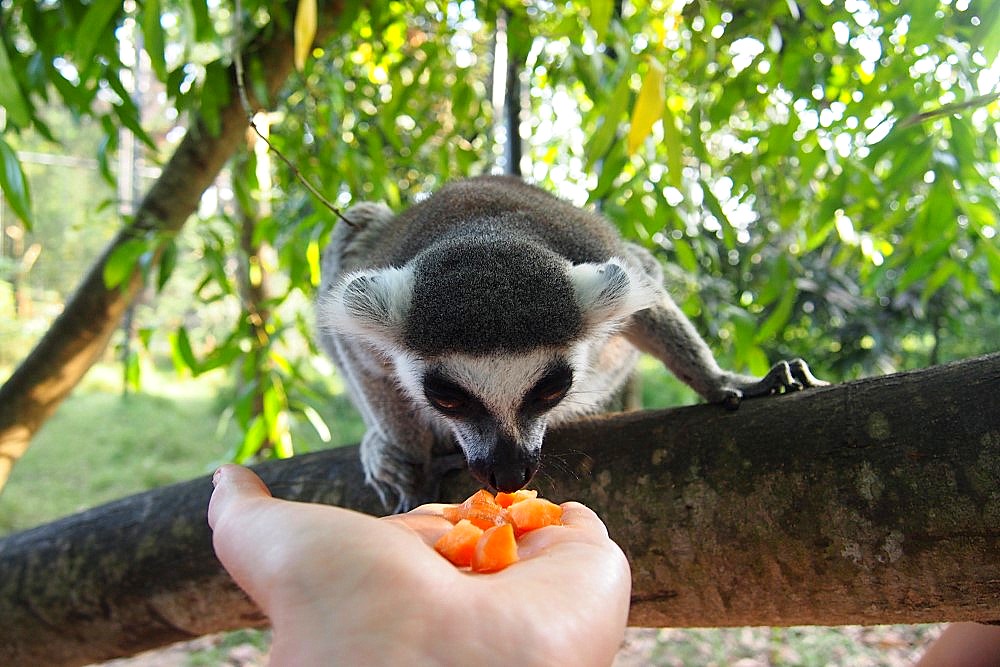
[0,1,349,490]
[1,353,998,666]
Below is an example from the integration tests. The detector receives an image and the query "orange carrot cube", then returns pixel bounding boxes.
[471,523,519,573]
[494,489,538,508]
[434,519,484,567]
[506,497,563,536]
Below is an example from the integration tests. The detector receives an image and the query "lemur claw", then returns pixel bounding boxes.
[788,358,830,389]
[723,359,828,408]
[752,359,827,396]
[360,433,432,514]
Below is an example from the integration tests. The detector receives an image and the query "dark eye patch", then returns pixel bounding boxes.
[522,361,573,414]
[423,370,486,419]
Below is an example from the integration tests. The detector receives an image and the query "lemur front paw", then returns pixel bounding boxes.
[360,433,435,513]
[718,359,829,410]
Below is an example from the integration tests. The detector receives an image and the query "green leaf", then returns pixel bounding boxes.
[138,327,154,349]
[982,242,1000,292]
[199,341,241,373]
[672,236,699,273]
[75,0,121,67]
[236,417,267,463]
[662,102,683,190]
[142,0,168,82]
[301,404,332,442]
[754,286,796,344]
[170,326,199,374]
[187,0,214,42]
[0,137,33,228]
[589,0,614,42]
[975,0,1000,61]
[756,256,790,307]
[103,238,148,289]
[585,74,631,172]
[0,38,31,127]
[920,261,955,303]
[157,238,178,292]
[124,352,141,392]
[200,62,230,137]
[894,236,953,293]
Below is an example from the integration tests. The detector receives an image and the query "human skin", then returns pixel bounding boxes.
[915,622,1000,667]
[208,464,632,667]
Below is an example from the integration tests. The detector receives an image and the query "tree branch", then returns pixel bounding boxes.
[1,353,998,666]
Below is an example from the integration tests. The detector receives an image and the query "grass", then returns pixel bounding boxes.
[0,364,243,535]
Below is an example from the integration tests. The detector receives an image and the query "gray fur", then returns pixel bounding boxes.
[405,218,584,355]
[315,176,828,511]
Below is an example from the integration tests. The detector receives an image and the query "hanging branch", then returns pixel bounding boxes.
[232,0,353,226]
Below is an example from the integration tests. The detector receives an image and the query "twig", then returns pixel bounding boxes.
[231,0,353,226]
[897,90,1000,129]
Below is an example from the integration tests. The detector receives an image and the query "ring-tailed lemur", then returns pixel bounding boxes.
[316,175,827,511]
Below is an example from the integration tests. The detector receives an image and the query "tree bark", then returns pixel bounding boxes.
[1,353,998,666]
[0,1,349,490]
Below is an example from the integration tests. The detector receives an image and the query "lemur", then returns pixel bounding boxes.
[316,175,827,511]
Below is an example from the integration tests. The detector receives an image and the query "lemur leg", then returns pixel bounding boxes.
[317,204,443,512]
[621,243,828,408]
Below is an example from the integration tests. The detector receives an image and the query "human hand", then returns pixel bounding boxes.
[208,464,631,667]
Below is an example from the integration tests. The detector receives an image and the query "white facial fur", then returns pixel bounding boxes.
[315,265,415,349]
[387,343,621,458]
[568,258,663,328]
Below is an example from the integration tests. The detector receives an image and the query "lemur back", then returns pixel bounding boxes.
[363,175,624,268]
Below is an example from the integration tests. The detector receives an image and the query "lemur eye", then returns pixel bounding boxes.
[525,363,573,411]
[429,395,465,412]
[423,373,479,417]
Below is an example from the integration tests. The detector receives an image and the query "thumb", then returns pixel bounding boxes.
[207,464,273,531]
[207,465,283,610]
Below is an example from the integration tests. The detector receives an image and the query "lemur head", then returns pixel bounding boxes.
[319,225,660,492]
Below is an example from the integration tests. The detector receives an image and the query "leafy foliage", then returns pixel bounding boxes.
[1,0,998,465]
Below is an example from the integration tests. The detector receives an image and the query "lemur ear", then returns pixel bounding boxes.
[568,259,662,328]
[317,266,414,348]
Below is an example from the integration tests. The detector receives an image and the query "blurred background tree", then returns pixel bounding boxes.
[0,0,997,484]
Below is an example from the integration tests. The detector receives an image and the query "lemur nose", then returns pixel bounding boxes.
[489,464,535,494]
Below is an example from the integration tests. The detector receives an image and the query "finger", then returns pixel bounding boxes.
[382,510,454,547]
[207,464,272,530]
[558,501,611,539]
[513,501,617,560]
[399,502,451,517]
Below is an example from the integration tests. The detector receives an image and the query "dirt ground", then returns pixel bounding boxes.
[94,624,945,666]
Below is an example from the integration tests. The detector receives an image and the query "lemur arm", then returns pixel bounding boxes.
[319,329,444,512]
[621,243,828,408]
[317,204,446,512]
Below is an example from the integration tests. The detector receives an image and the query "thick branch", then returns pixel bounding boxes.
[0,353,998,665]
[0,1,349,488]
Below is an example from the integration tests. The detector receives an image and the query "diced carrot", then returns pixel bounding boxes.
[442,489,507,530]
[471,523,519,573]
[506,497,563,536]
[494,489,538,508]
[434,519,484,568]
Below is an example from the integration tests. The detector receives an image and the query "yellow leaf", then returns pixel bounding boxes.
[307,237,321,286]
[294,0,318,71]
[627,58,665,155]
